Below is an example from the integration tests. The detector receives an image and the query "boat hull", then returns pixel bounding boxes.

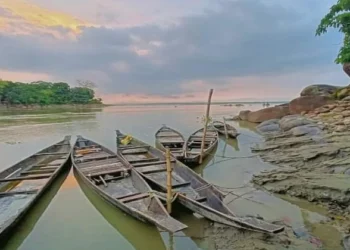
[0,137,72,246]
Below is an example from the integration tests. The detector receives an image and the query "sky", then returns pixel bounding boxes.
[0,0,348,103]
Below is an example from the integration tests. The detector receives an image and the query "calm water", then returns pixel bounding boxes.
[0,104,343,250]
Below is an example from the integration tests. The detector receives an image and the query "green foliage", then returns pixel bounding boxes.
[316,0,350,64]
[0,80,102,106]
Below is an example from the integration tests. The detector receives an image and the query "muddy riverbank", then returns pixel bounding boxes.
[250,101,350,249]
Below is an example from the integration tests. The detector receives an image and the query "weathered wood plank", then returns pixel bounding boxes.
[34,152,69,156]
[133,160,175,167]
[89,168,126,177]
[0,189,39,197]
[172,182,191,188]
[128,157,160,163]
[0,174,52,182]
[75,155,116,163]
[121,149,149,154]
[21,169,56,175]
[119,145,149,150]
[119,193,149,203]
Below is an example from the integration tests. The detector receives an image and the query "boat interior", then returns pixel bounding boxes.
[0,138,71,231]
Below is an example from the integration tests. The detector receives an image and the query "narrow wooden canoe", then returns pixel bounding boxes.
[184,127,218,166]
[72,136,187,233]
[0,136,72,245]
[75,171,167,250]
[116,130,284,234]
[155,125,185,161]
[212,121,239,138]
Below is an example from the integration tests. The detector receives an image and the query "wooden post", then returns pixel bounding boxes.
[199,89,214,164]
[223,118,229,139]
[165,147,173,214]
[116,130,120,152]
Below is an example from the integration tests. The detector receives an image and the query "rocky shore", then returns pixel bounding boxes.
[234,85,350,249]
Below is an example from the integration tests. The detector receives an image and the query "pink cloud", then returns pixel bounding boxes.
[0,69,52,82]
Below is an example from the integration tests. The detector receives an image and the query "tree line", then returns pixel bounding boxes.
[0,80,102,106]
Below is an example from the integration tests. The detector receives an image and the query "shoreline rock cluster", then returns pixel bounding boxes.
[237,84,350,247]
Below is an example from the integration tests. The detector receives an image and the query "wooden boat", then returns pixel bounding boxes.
[212,120,239,138]
[72,136,186,233]
[75,171,167,250]
[116,130,284,234]
[0,136,72,245]
[184,127,218,166]
[155,125,185,161]
[4,169,70,249]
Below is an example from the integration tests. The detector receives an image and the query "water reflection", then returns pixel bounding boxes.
[3,170,70,250]
[74,171,167,250]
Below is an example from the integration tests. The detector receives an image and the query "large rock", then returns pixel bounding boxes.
[279,115,313,131]
[256,119,281,134]
[289,96,332,114]
[290,124,322,136]
[238,110,251,121]
[300,84,338,97]
[246,106,290,123]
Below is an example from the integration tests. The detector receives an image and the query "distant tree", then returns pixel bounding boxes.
[0,80,102,106]
[316,0,350,77]
[76,79,96,89]
[70,87,94,104]
[51,82,70,104]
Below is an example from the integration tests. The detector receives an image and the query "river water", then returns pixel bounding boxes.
[0,104,343,250]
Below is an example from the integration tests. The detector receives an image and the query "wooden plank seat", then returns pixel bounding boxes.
[34,152,69,156]
[119,193,149,203]
[128,157,160,163]
[0,189,39,197]
[172,182,191,189]
[138,165,167,174]
[81,163,124,173]
[0,174,52,182]
[74,155,117,163]
[78,158,120,169]
[120,149,149,155]
[88,168,127,178]
[119,145,149,151]
[133,160,175,168]
[21,169,56,175]
[34,163,61,167]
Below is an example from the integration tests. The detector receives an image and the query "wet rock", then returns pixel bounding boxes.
[345,168,350,175]
[344,118,350,126]
[279,115,313,131]
[335,126,348,132]
[343,111,350,117]
[333,107,346,113]
[290,124,322,137]
[246,106,290,123]
[343,96,350,101]
[289,96,332,114]
[257,124,281,134]
[324,104,337,110]
[239,110,251,121]
[300,84,339,97]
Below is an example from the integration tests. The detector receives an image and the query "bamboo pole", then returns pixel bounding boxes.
[165,147,173,214]
[199,89,214,164]
[223,118,229,139]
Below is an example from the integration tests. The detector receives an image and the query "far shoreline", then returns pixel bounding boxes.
[0,103,107,111]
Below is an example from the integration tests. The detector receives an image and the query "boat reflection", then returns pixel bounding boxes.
[75,171,167,250]
[4,169,70,250]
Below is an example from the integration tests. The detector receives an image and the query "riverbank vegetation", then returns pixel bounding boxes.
[0,80,102,106]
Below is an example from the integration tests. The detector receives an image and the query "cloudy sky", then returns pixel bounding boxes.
[0,0,348,103]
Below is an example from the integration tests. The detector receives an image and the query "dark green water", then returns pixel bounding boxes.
[0,104,342,250]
